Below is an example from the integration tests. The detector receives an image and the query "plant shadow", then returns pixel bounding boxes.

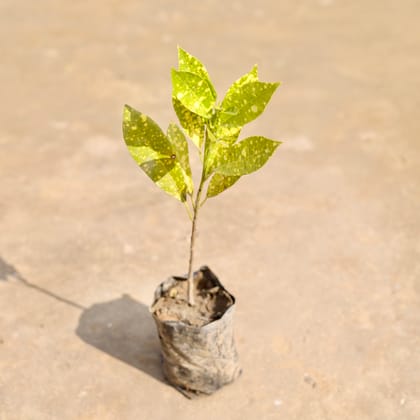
[0,256,25,282]
[75,294,166,385]
[0,256,85,310]
[1,256,165,385]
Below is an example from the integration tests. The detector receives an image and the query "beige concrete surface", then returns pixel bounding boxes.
[1,0,420,419]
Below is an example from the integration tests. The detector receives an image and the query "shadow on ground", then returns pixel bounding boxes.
[0,256,164,385]
[0,256,85,310]
[0,256,18,281]
[75,294,166,385]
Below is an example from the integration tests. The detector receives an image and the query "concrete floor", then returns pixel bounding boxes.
[1,0,420,419]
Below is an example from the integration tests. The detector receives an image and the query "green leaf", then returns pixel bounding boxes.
[214,136,281,176]
[172,97,205,149]
[178,47,217,99]
[122,105,191,202]
[203,128,229,179]
[210,66,274,143]
[123,104,173,155]
[224,65,259,100]
[207,173,240,198]
[219,80,280,127]
[167,122,193,194]
[139,158,189,202]
[213,123,242,144]
[171,70,216,118]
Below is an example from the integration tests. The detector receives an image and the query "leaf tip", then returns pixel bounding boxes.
[122,104,133,123]
[177,45,185,61]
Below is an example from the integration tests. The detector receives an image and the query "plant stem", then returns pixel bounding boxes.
[186,181,203,306]
[186,126,208,306]
[183,200,193,221]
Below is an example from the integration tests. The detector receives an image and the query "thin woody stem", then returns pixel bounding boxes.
[186,125,208,306]
[186,184,202,305]
[183,200,193,221]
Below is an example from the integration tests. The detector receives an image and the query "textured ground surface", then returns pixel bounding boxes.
[1,1,420,419]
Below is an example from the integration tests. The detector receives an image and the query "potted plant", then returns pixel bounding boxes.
[122,47,281,397]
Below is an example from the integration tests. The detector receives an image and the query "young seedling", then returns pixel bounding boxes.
[123,47,281,306]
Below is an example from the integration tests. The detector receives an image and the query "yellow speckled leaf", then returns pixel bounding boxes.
[203,128,229,179]
[211,66,277,143]
[172,98,204,149]
[206,173,241,198]
[214,136,281,176]
[178,47,217,99]
[167,122,193,194]
[140,158,188,202]
[122,105,190,202]
[219,80,280,127]
[123,104,173,155]
[171,70,216,118]
[223,65,259,100]
[213,124,242,144]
